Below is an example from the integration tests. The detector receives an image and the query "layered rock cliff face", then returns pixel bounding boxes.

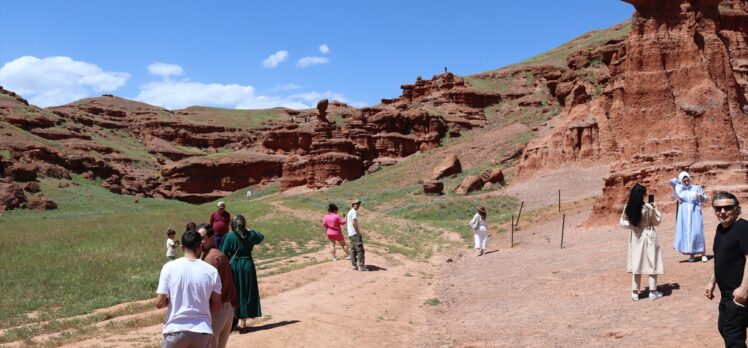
[267,73,498,191]
[516,0,748,221]
[0,72,497,207]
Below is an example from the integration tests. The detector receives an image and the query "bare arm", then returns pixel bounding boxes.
[705,270,716,300]
[732,262,748,303]
[210,292,222,312]
[155,294,169,309]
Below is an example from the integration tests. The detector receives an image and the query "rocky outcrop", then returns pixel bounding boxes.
[431,154,462,180]
[0,183,27,211]
[159,152,285,203]
[480,168,505,184]
[5,163,38,182]
[455,175,483,195]
[422,180,444,195]
[262,123,312,154]
[2,60,510,204]
[26,196,57,210]
[279,118,364,190]
[516,0,748,222]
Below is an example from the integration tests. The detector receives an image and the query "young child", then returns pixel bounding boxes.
[165,229,179,261]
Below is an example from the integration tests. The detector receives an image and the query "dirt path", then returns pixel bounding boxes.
[422,204,723,347]
[60,251,437,348]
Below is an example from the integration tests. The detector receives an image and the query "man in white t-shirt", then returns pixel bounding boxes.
[347,199,367,271]
[156,230,222,348]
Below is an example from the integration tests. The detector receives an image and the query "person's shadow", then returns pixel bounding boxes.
[239,320,301,334]
[483,249,500,255]
[678,255,713,263]
[657,283,680,297]
[362,265,387,271]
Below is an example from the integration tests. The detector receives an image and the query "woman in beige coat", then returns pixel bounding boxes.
[620,183,664,301]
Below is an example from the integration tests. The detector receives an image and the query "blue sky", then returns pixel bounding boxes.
[0,1,634,109]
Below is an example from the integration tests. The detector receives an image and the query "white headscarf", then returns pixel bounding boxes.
[678,171,690,183]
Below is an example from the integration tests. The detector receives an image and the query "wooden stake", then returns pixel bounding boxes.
[560,213,566,249]
[511,214,515,248]
[558,189,561,212]
[515,201,525,229]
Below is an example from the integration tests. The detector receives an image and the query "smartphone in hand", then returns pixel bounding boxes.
[648,194,654,204]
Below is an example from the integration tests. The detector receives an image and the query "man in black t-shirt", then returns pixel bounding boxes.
[705,191,748,347]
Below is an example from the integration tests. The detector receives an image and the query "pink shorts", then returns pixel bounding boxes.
[327,234,345,242]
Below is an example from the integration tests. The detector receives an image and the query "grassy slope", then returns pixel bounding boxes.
[179,106,290,129]
[0,20,631,344]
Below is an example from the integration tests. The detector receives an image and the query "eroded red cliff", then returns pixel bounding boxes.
[516,0,748,222]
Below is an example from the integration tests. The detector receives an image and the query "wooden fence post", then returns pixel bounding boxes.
[511,214,515,248]
[515,201,525,229]
[560,213,566,249]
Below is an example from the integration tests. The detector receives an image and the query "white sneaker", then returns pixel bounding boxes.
[702,255,709,262]
[631,293,640,301]
[688,256,696,262]
[345,255,351,260]
[649,291,664,300]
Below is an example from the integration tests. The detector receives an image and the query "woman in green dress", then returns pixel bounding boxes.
[220,214,264,328]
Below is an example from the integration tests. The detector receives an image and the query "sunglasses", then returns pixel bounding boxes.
[713,205,737,212]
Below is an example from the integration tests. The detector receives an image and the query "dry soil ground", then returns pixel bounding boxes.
[8,165,725,348]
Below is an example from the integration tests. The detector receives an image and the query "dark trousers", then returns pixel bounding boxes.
[349,234,365,268]
[719,297,748,348]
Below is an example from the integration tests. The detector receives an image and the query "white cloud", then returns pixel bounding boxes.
[296,56,330,68]
[135,78,359,110]
[319,44,330,54]
[288,91,367,108]
[147,62,183,78]
[0,56,130,107]
[262,50,288,68]
[268,83,303,92]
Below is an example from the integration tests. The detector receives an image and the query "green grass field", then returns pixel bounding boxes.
[0,176,320,334]
[0,150,519,338]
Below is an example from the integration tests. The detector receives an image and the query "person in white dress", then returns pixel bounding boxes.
[469,206,488,256]
[620,183,665,301]
[670,171,708,262]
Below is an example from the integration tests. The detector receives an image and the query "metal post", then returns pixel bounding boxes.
[560,213,566,249]
[558,189,561,212]
[515,201,525,229]
[511,215,515,248]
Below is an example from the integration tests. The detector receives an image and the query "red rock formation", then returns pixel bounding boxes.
[455,175,483,195]
[516,0,748,223]
[0,183,26,211]
[26,196,57,210]
[5,163,38,182]
[422,180,444,195]
[280,121,364,190]
[262,123,312,154]
[480,168,505,184]
[159,152,285,203]
[24,182,41,193]
[29,128,91,140]
[431,154,462,180]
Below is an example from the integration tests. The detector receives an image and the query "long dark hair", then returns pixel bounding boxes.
[624,184,646,227]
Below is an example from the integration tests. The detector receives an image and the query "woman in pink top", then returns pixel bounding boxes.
[323,203,350,261]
